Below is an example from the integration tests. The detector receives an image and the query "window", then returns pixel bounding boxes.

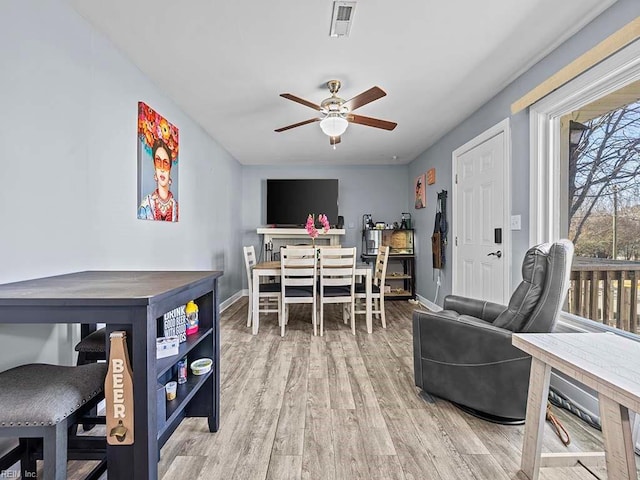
[530,39,640,334]
[563,87,640,333]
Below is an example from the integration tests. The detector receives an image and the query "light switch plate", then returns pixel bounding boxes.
[510,215,521,231]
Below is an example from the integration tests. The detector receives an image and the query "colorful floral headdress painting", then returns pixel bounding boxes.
[137,102,180,222]
[138,102,179,161]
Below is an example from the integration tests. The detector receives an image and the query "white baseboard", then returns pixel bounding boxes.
[220,290,244,312]
[549,372,599,421]
[415,294,442,312]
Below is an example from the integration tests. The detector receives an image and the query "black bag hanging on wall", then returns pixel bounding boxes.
[431,190,448,269]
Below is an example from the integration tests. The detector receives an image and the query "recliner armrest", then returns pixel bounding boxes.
[442,295,507,323]
[412,309,527,364]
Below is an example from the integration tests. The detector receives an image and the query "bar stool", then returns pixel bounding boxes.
[0,362,107,480]
[74,327,106,433]
[75,327,106,365]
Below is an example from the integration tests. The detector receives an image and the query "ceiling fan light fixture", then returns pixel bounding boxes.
[320,114,349,137]
[275,80,396,142]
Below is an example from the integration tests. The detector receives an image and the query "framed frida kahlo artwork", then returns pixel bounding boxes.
[137,102,180,222]
[415,173,426,209]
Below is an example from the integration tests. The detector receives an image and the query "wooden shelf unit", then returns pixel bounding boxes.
[361,227,416,301]
[361,253,416,301]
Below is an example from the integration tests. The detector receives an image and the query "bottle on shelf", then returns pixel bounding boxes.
[186,300,199,335]
[177,357,188,384]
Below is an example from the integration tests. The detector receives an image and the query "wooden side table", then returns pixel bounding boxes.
[513,332,640,480]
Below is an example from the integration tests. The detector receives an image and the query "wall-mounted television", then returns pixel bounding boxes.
[266,179,339,227]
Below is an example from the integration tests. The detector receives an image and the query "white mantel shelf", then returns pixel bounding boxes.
[257,227,346,246]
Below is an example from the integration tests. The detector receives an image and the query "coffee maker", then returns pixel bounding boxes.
[400,212,412,229]
[362,214,381,254]
[362,214,374,230]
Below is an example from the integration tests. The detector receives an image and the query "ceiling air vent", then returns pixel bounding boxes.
[329,1,356,38]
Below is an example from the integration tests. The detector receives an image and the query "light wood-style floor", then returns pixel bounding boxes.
[67,298,636,479]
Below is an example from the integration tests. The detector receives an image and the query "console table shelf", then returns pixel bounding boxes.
[161,369,214,436]
[156,327,213,377]
[258,227,345,244]
[258,227,346,259]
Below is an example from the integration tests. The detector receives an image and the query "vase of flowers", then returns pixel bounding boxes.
[305,214,331,247]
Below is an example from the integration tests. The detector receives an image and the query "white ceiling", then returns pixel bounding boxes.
[68,0,616,166]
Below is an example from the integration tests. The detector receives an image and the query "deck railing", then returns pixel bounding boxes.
[567,257,640,333]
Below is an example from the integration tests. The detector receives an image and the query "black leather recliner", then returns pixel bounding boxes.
[413,239,574,423]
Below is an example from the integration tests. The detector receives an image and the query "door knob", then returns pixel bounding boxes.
[487,250,502,258]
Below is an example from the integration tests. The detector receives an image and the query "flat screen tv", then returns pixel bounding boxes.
[266,179,339,227]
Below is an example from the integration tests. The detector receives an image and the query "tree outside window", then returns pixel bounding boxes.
[565,94,640,332]
[569,101,640,260]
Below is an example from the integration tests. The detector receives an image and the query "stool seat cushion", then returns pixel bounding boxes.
[320,286,352,297]
[355,282,380,294]
[284,286,314,297]
[0,363,107,426]
[258,283,281,293]
[74,328,106,353]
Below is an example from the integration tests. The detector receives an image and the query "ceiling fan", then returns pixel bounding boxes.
[275,80,397,147]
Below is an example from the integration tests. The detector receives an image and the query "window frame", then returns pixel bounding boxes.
[530,40,640,245]
[529,39,640,328]
[529,42,640,433]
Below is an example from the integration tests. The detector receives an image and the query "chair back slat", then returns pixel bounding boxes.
[283,272,316,286]
[281,248,317,288]
[319,248,356,290]
[286,258,316,267]
[321,257,354,267]
[322,267,354,277]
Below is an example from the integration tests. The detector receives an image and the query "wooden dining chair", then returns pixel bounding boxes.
[318,247,356,336]
[355,245,390,328]
[244,245,281,329]
[280,247,317,336]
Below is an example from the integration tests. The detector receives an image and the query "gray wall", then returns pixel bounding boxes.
[409,0,640,304]
[241,165,409,286]
[0,0,243,370]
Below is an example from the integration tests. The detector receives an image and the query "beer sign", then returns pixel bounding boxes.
[105,331,135,445]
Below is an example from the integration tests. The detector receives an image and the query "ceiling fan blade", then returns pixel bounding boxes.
[274,118,320,132]
[344,86,386,112]
[280,93,322,111]
[329,135,341,146]
[349,114,397,131]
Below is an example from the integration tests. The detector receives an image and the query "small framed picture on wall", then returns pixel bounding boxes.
[427,168,436,185]
[415,173,426,209]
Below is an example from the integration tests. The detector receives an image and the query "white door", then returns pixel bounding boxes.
[452,120,510,304]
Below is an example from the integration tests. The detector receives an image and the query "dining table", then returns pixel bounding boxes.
[252,260,372,334]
